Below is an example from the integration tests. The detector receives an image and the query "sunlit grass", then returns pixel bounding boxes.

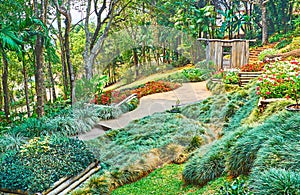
[112,163,228,195]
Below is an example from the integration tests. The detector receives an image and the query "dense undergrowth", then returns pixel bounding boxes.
[0,136,95,194]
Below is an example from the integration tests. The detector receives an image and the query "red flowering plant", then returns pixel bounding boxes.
[240,62,265,72]
[97,81,181,105]
[132,81,181,98]
[256,60,300,105]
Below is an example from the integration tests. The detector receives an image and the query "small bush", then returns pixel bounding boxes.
[258,49,278,61]
[250,168,300,195]
[275,38,293,49]
[182,68,210,82]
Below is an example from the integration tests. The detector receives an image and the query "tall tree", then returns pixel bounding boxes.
[33,0,48,117]
[84,0,131,80]
[53,0,76,104]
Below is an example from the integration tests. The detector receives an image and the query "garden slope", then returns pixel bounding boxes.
[77,81,211,140]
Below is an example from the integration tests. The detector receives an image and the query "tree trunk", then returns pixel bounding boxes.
[47,61,57,102]
[22,52,31,117]
[0,80,3,111]
[33,0,46,117]
[65,17,76,104]
[57,12,69,98]
[34,34,45,117]
[1,47,10,121]
[261,1,269,45]
[133,49,139,78]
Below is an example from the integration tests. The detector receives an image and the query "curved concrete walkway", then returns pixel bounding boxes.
[77,81,211,140]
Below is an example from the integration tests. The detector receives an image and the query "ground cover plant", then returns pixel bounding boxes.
[71,112,213,194]
[0,136,95,194]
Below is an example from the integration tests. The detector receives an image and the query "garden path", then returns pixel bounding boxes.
[76,81,211,140]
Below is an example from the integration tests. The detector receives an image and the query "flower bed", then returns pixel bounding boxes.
[256,60,300,99]
[240,62,265,72]
[97,81,181,105]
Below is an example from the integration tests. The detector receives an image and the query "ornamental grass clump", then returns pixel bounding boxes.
[183,126,247,187]
[78,112,211,194]
[226,111,300,177]
[249,168,300,195]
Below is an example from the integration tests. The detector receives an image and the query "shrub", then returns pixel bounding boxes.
[222,71,239,85]
[253,133,300,172]
[258,48,278,61]
[275,38,293,49]
[0,136,95,194]
[183,141,226,187]
[250,168,300,195]
[77,112,210,193]
[119,97,139,113]
[182,68,210,82]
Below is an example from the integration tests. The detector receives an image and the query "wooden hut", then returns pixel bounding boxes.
[198,38,254,70]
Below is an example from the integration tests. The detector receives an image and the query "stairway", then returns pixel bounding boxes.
[249,43,277,64]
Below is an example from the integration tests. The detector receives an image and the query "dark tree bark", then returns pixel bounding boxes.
[33,0,46,117]
[22,51,31,117]
[0,46,10,121]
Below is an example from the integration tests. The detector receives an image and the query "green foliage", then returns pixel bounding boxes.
[75,75,108,101]
[182,68,210,82]
[216,176,252,195]
[119,97,139,113]
[275,38,293,49]
[0,136,94,194]
[183,126,246,187]
[250,168,300,195]
[258,49,278,61]
[226,111,300,178]
[183,142,226,187]
[75,112,210,193]
[111,164,232,195]
[222,71,239,85]
[7,103,121,139]
[181,87,251,124]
